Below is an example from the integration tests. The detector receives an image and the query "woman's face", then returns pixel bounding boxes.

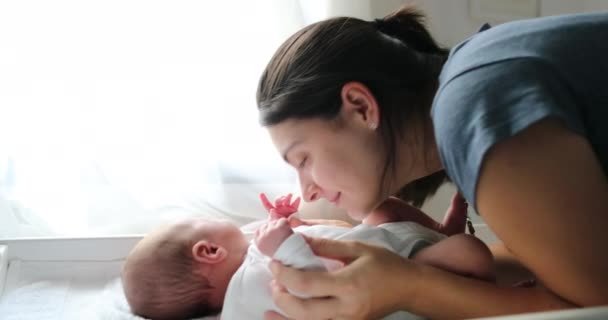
[268,116,387,219]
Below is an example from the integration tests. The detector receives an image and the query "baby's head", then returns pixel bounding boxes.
[122,218,249,319]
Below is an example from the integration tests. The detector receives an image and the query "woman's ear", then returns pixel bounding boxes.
[192,240,228,264]
[340,81,380,130]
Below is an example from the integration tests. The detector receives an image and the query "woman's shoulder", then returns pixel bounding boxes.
[430,57,588,206]
[428,12,608,206]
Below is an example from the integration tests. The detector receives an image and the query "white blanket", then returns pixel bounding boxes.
[0,277,220,320]
[98,278,220,320]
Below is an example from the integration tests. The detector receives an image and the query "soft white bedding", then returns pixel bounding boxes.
[0,218,605,320]
[0,278,220,320]
[1,269,606,320]
[99,278,220,320]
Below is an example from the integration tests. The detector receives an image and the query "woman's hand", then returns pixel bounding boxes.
[265,236,420,320]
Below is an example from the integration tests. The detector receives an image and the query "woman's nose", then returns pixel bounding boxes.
[301,181,320,202]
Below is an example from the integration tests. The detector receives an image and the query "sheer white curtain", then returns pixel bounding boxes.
[0,0,313,238]
[0,0,383,238]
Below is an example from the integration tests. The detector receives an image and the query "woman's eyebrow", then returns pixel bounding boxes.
[282,140,303,163]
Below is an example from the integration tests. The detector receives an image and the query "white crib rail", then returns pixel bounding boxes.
[474,306,608,320]
[0,245,7,296]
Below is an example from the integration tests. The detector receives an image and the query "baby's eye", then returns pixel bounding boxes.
[298,156,308,169]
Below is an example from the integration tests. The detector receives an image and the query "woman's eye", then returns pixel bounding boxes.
[298,157,308,169]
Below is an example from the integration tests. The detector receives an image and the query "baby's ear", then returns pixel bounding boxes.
[192,240,228,264]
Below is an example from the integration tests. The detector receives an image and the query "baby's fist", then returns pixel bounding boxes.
[255,218,294,257]
[260,193,301,219]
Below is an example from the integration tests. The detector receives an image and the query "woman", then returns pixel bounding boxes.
[256,6,608,319]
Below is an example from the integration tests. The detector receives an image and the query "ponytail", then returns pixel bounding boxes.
[373,6,448,55]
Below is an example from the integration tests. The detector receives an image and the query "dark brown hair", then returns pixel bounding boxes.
[257,6,449,207]
[122,236,218,319]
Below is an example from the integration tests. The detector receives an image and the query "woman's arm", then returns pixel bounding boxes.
[409,119,608,317]
[475,118,608,306]
[489,243,538,287]
[266,238,574,320]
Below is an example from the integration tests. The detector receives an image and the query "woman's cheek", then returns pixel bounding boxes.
[312,165,333,188]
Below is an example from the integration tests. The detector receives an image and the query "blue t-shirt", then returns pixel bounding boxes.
[431,12,608,208]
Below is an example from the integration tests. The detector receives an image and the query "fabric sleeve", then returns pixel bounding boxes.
[432,58,586,209]
[271,233,328,299]
[272,233,327,271]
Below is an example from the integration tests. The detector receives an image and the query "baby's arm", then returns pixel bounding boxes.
[412,233,495,282]
[255,219,333,306]
[256,193,346,272]
[365,194,468,236]
[255,218,330,272]
[255,218,294,257]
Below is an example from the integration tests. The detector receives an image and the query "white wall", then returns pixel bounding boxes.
[299,0,406,23]
[409,0,608,47]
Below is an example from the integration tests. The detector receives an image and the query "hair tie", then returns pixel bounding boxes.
[373,18,385,30]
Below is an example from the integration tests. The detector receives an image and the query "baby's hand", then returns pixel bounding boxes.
[255,218,294,257]
[260,193,301,220]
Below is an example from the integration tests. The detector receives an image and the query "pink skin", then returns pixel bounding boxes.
[255,193,301,257]
[255,218,294,257]
[365,193,469,236]
[260,193,301,220]
[441,192,469,235]
[256,191,468,258]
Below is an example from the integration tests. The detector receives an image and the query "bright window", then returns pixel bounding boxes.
[0,0,307,237]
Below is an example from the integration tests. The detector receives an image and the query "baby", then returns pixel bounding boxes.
[122,194,493,320]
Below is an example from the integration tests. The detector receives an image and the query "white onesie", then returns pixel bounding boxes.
[220,222,445,320]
